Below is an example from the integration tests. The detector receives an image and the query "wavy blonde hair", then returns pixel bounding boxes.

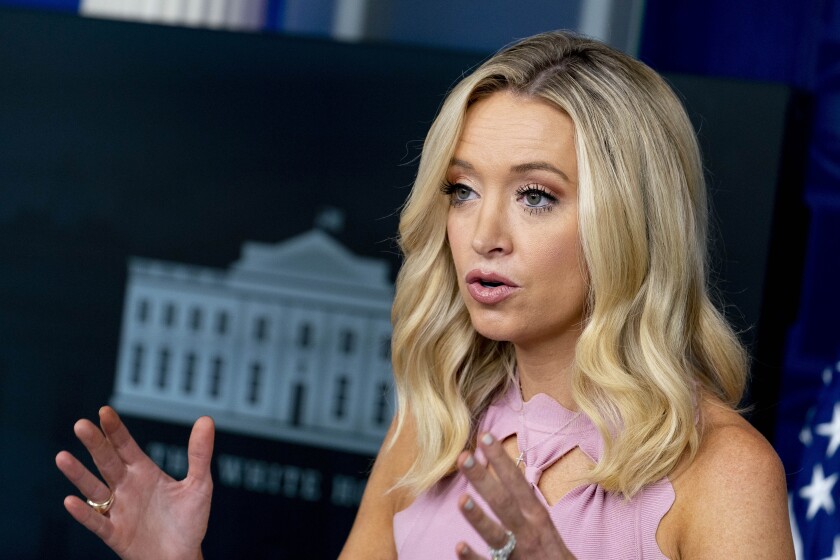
[390,31,748,498]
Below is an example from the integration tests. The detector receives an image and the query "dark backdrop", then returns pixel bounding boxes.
[0,8,806,558]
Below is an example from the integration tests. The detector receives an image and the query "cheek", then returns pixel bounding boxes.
[446,218,467,269]
[532,237,587,289]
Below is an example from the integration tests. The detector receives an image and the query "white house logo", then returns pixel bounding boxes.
[111,229,394,455]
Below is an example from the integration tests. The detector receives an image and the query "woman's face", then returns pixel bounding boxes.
[445,91,587,352]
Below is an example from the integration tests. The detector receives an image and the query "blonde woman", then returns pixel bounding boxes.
[57,31,793,559]
[342,31,793,559]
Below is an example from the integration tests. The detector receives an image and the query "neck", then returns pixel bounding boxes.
[514,341,577,410]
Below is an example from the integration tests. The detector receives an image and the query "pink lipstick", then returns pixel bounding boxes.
[465,270,519,304]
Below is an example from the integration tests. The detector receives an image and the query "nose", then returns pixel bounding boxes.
[471,197,512,256]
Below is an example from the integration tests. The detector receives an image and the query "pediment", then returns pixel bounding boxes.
[232,229,390,287]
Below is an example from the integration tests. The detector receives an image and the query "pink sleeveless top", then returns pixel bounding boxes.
[393,382,675,559]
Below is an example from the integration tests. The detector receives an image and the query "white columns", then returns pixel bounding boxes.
[80,0,268,31]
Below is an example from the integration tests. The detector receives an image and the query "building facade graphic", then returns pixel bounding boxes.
[80,0,268,31]
[111,229,394,454]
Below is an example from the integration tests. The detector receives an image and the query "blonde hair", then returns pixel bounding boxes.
[390,31,748,497]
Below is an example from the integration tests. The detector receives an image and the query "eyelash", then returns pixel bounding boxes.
[515,184,558,214]
[440,182,559,214]
[440,181,473,208]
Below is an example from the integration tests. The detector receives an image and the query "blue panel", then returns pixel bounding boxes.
[772,10,840,558]
[788,207,840,358]
[264,0,286,32]
[0,0,79,11]
[778,206,840,472]
[807,44,840,196]
[641,0,821,87]
[387,0,580,53]
[281,0,334,36]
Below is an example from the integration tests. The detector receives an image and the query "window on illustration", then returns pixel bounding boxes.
[334,376,349,418]
[136,299,149,323]
[210,357,224,398]
[163,303,176,328]
[298,323,312,349]
[216,312,228,336]
[157,348,170,388]
[248,362,262,404]
[131,344,144,385]
[190,308,202,332]
[254,317,269,342]
[341,330,355,354]
[183,353,196,393]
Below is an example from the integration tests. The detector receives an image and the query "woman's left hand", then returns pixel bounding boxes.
[455,433,576,560]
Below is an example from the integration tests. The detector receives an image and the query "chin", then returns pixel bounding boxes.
[468,316,517,343]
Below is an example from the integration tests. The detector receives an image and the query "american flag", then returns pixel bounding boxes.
[791,361,840,559]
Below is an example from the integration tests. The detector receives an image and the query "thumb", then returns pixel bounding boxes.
[186,416,215,486]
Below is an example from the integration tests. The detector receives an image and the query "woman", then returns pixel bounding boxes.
[57,31,793,559]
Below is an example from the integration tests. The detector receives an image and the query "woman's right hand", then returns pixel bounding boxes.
[55,406,215,560]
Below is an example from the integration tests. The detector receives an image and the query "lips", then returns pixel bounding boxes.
[465,270,519,304]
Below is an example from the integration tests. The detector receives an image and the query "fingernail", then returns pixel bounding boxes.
[464,497,474,511]
[459,544,471,556]
[482,433,494,445]
[463,455,475,469]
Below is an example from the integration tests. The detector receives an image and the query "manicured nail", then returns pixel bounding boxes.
[463,454,475,469]
[459,543,471,556]
[464,497,475,511]
[482,433,494,445]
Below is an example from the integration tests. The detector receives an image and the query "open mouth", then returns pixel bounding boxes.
[465,271,519,304]
[466,270,517,289]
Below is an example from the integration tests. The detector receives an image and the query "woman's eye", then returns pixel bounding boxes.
[524,191,544,206]
[440,182,477,206]
[516,184,557,210]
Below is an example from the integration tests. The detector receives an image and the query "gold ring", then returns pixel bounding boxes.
[86,493,114,515]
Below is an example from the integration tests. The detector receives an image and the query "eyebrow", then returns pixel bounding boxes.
[449,158,571,182]
[510,161,570,182]
[449,158,475,171]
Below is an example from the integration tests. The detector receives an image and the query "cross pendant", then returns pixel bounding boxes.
[515,452,525,467]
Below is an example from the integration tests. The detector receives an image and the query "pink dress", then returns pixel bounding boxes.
[393,382,675,559]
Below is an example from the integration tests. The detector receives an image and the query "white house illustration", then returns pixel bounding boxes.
[111,229,394,454]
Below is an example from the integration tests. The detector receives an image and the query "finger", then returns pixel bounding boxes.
[458,493,511,551]
[186,416,215,487]
[55,451,112,503]
[478,433,545,514]
[475,437,574,558]
[73,418,126,488]
[458,449,527,531]
[63,495,115,544]
[456,541,486,559]
[99,406,148,466]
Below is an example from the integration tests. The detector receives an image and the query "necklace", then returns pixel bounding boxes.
[515,413,581,467]
[515,383,581,468]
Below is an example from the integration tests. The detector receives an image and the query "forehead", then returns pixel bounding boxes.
[454,91,577,172]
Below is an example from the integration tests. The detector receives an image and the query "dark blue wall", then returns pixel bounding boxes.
[643,2,840,556]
